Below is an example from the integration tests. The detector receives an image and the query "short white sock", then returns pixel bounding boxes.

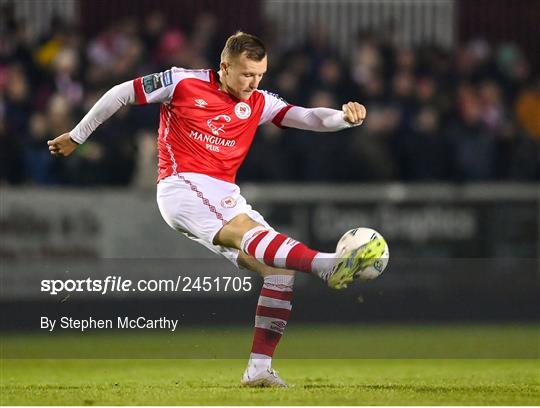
[247,352,272,377]
[311,252,336,279]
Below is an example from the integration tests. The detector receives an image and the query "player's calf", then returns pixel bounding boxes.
[218,215,388,288]
[240,226,335,278]
[240,226,389,289]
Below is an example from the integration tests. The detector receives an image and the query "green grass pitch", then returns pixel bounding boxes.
[1,324,539,405]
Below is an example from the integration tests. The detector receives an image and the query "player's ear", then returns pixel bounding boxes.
[220,61,229,74]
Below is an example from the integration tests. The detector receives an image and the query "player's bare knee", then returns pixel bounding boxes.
[214,213,262,248]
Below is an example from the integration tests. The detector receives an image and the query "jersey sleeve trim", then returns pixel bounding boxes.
[272,104,295,128]
[133,77,147,105]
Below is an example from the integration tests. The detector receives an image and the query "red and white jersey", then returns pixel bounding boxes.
[133,67,293,183]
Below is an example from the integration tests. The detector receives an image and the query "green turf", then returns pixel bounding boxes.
[1,325,539,405]
[2,324,539,359]
[1,359,538,405]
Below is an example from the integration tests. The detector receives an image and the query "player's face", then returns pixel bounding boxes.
[222,53,267,100]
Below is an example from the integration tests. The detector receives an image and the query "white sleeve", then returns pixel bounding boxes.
[70,67,207,144]
[258,90,294,127]
[281,106,360,132]
[70,81,135,144]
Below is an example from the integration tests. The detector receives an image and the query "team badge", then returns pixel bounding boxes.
[221,196,237,208]
[234,102,251,119]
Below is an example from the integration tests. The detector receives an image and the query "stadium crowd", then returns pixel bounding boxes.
[1,8,539,186]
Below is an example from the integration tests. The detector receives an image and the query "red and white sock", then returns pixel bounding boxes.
[247,274,294,375]
[241,227,335,277]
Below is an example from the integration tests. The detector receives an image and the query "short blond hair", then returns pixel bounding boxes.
[220,31,266,63]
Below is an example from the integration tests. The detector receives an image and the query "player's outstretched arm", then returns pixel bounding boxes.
[47,80,136,157]
[281,102,367,132]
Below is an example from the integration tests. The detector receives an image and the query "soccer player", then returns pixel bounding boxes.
[47,32,385,387]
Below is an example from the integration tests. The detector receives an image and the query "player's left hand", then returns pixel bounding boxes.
[342,102,367,125]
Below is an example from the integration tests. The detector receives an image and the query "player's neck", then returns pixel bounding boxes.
[217,70,226,92]
[217,70,241,100]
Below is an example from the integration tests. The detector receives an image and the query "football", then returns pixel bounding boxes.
[336,227,390,280]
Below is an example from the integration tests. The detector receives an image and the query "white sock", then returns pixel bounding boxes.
[247,352,272,376]
[311,252,336,279]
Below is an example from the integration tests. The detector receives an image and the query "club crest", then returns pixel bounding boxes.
[221,196,237,208]
[234,102,251,119]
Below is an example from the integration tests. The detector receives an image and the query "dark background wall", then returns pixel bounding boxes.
[458,0,540,70]
[79,0,262,38]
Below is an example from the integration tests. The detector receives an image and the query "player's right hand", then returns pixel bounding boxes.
[47,133,78,157]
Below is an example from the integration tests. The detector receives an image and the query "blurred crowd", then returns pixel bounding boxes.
[1,6,539,186]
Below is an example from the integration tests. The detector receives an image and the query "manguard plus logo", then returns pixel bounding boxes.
[234,102,251,119]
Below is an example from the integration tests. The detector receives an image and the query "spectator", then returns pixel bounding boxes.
[2,10,538,185]
[400,106,450,180]
[346,105,400,181]
[447,90,496,181]
[515,76,540,141]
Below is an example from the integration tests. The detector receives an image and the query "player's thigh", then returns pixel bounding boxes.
[213,195,278,248]
[213,213,262,248]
